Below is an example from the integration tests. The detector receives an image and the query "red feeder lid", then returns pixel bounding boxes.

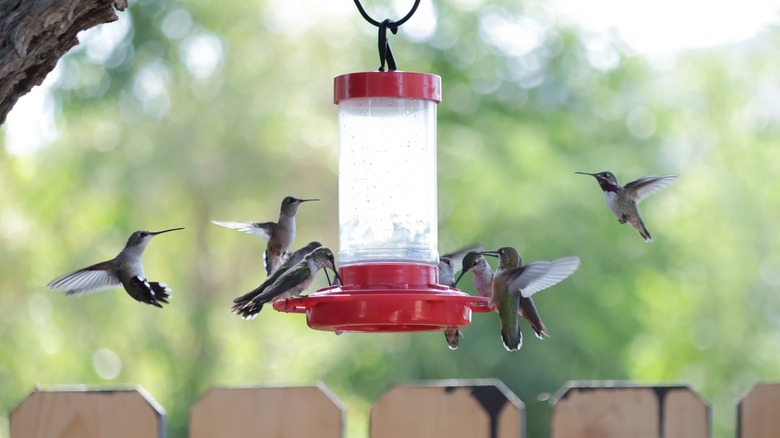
[334,71,442,104]
[272,264,491,333]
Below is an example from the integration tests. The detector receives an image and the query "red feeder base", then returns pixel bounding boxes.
[272,263,492,333]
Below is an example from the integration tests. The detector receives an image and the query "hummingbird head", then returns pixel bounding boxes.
[437,256,455,286]
[494,247,521,270]
[126,228,184,249]
[438,256,454,273]
[576,171,620,192]
[281,196,319,215]
[309,246,337,270]
[309,246,340,285]
[454,251,484,287]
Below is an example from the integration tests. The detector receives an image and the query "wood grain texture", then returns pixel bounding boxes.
[738,383,780,438]
[551,383,709,438]
[0,0,127,125]
[370,379,524,438]
[9,386,164,438]
[189,384,345,438]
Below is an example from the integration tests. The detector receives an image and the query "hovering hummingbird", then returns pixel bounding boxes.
[212,196,318,276]
[576,171,678,242]
[232,241,322,318]
[456,250,548,347]
[481,247,580,352]
[232,246,338,318]
[47,228,184,308]
[438,244,482,350]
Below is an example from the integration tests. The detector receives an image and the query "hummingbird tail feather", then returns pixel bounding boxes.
[234,302,264,319]
[639,223,652,242]
[129,277,169,308]
[444,328,462,350]
[148,282,172,305]
[500,325,522,352]
[534,327,550,339]
[630,216,653,242]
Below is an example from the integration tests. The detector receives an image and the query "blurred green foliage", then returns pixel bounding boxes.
[2,0,780,436]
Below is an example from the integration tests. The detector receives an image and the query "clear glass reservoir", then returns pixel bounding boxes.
[335,72,441,266]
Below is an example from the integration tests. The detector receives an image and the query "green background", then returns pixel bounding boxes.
[2,1,779,436]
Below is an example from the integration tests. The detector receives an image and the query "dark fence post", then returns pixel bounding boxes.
[370,379,525,438]
[551,381,710,438]
[737,382,780,438]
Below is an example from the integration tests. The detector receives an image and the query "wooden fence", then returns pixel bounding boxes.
[9,380,780,437]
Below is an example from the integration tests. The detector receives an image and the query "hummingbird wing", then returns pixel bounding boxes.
[624,175,678,204]
[210,220,274,240]
[247,261,312,305]
[507,257,581,298]
[233,242,323,315]
[47,260,121,296]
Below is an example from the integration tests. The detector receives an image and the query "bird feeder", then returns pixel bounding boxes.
[272,1,490,332]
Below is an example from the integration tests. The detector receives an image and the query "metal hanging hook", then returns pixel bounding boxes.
[352,0,421,71]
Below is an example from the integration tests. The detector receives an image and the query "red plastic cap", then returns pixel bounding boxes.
[272,264,491,333]
[334,71,442,104]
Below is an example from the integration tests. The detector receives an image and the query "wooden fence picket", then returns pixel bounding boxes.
[9,386,165,438]
[13,380,780,437]
[737,382,780,438]
[550,382,709,438]
[189,384,344,438]
[370,379,524,438]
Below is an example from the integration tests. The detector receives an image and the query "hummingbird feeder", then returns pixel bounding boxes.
[273,0,490,332]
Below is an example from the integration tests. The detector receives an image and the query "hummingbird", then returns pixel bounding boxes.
[454,251,493,299]
[481,247,580,351]
[438,243,483,288]
[456,250,549,347]
[231,246,338,318]
[576,171,678,242]
[47,228,184,308]
[438,243,482,350]
[212,196,318,276]
[231,241,322,318]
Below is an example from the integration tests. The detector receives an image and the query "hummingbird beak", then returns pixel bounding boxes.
[333,270,342,285]
[324,269,332,286]
[299,198,319,203]
[453,270,467,288]
[478,250,498,258]
[575,171,596,176]
[151,227,185,235]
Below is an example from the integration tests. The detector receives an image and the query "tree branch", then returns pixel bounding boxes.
[0,0,128,125]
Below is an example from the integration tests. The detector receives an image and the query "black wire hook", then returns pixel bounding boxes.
[352,0,421,71]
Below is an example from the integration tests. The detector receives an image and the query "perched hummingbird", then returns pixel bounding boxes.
[47,228,184,308]
[231,241,322,319]
[232,246,337,318]
[576,171,678,242]
[454,251,493,299]
[438,243,482,350]
[438,243,483,288]
[482,247,580,352]
[212,196,318,276]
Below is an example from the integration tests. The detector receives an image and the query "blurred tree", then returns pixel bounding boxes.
[0,0,127,124]
[1,0,779,437]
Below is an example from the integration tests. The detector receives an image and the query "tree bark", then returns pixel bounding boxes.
[0,0,127,125]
